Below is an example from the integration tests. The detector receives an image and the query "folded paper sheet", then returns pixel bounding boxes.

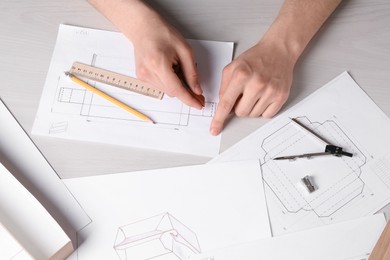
[64,160,271,260]
[32,24,234,157]
[0,163,73,259]
[0,99,90,241]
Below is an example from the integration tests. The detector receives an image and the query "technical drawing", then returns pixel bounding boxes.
[50,54,216,128]
[49,121,68,134]
[369,153,390,189]
[259,116,367,219]
[113,213,201,260]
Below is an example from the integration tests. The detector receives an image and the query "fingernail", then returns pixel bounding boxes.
[210,127,220,136]
[193,102,202,110]
[197,94,205,107]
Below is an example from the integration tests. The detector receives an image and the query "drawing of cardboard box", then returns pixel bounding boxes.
[114,213,201,260]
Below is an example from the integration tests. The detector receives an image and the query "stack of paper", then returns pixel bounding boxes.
[60,70,390,260]
[9,24,390,260]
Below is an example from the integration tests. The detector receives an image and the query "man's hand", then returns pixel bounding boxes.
[132,21,204,109]
[209,0,342,136]
[88,0,204,109]
[210,41,294,136]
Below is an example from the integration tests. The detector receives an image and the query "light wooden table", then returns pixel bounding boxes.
[1,0,390,217]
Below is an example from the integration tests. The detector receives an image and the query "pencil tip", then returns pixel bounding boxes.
[64,71,73,78]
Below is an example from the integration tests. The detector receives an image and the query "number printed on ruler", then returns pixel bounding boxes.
[70,62,164,99]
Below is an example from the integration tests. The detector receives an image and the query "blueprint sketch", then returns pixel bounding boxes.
[32,24,234,157]
[211,72,390,235]
[114,213,201,260]
[63,160,271,260]
[260,116,367,219]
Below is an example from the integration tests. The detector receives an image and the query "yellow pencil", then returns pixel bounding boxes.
[64,72,154,123]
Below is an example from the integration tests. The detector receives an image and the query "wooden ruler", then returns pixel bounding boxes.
[69,62,164,99]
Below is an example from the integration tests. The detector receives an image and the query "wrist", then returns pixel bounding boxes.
[260,15,309,65]
[260,0,342,64]
[88,0,165,45]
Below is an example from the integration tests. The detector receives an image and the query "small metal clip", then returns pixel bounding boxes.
[301,175,316,193]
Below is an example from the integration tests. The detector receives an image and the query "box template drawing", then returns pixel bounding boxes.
[114,213,201,260]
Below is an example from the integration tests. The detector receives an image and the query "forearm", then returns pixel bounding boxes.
[87,0,167,45]
[261,0,342,62]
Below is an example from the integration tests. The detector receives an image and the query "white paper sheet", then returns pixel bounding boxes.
[210,72,390,236]
[0,163,71,259]
[0,99,90,240]
[191,214,387,260]
[32,24,233,157]
[63,160,271,260]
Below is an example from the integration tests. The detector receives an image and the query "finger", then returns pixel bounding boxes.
[210,85,243,136]
[177,45,203,96]
[249,94,284,118]
[233,82,264,117]
[159,67,204,109]
[219,65,234,98]
[252,80,289,117]
[173,63,205,107]
[248,91,274,117]
[261,101,284,118]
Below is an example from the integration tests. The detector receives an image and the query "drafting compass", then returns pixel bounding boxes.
[273,117,353,161]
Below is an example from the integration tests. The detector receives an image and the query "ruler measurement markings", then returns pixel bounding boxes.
[70,62,164,99]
